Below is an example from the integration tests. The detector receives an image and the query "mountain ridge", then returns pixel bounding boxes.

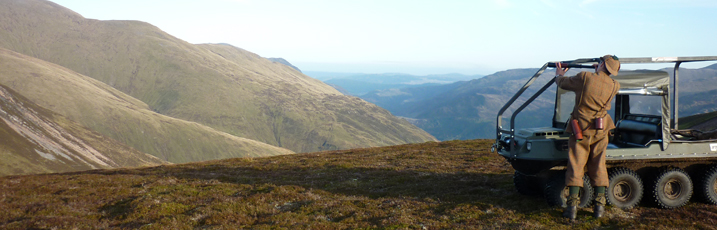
[0,47,294,164]
[0,0,436,154]
[266,57,302,72]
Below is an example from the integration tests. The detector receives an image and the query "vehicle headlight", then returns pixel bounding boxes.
[526,142,532,151]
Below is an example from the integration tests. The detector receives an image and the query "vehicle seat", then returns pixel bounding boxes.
[611,114,661,148]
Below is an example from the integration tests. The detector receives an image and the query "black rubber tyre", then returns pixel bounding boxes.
[514,171,543,196]
[544,172,593,208]
[695,165,717,205]
[649,168,693,209]
[607,167,644,209]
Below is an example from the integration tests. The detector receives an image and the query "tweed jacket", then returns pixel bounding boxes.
[556,71,620,135]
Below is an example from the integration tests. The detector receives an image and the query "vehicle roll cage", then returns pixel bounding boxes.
[495,56,717,141]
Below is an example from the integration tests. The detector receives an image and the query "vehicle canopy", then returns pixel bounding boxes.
[554,70,671,149]
[495,56,717,152]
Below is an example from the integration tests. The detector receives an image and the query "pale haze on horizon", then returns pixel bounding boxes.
[50,0,717,75]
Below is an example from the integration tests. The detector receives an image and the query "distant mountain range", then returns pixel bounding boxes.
[359,65,717,141]
[0,0,436,175]
[359,68,554,140]
[306,72,483,96]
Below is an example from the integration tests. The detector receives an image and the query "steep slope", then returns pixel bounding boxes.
[199,44,436,150]
[0,83,165,176]
[0,0,436,152]
[0,47,293,163]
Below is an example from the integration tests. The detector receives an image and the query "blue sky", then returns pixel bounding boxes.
[51,0,717,75]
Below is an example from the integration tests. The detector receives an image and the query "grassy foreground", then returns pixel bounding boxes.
[1,139,716,229]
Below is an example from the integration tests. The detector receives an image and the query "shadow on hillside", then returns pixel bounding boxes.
[93,162,547,212]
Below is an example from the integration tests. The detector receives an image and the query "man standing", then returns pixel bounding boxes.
[555,55,620,220]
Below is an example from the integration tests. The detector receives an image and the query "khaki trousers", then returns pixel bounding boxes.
[565,129,610,187]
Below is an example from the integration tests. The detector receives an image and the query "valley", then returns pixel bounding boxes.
[349,65,717,141]
[0,0,435,175]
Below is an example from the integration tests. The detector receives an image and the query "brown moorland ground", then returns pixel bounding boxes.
[1,139,716,229]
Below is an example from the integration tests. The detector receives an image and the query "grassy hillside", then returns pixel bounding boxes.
[0,47,293,164]
[0,0,436,153]
[0,83,166,176]
[2,139,715,229]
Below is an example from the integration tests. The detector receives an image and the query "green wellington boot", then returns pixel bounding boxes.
[563,194,579,220]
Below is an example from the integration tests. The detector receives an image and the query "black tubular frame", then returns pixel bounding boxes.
[495,56,717,142]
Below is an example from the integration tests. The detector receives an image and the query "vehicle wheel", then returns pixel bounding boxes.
[514,171,543,196]
[695,165,717,205]
[649,168,693,209]
[607,167,643,209]
[544,172,593,208]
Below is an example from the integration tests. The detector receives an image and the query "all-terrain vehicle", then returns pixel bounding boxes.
[491,56,717,209]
